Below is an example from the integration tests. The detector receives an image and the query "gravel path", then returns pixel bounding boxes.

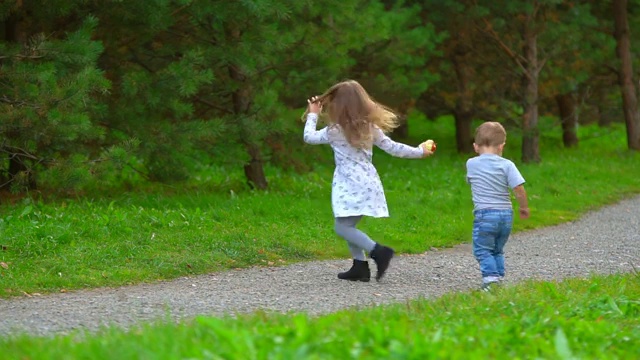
[1,196,639,337]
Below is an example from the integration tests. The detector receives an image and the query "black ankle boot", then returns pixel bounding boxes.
[370,244,394,281]
[338,259,371,282]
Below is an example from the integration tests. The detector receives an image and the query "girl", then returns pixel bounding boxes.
[303,80,434,282]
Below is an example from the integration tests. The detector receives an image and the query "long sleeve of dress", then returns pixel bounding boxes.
[303,113,330,145]
[373,127,424,158]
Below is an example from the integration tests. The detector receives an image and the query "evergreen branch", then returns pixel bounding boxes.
[477,19,528,76]
[170,3,192,16]
[0,54,46,60]
[532,0,541,19]
[1,145,39,161]
[0,177,15,188]
[0,95,43,109]
[166,28,218,47]
[87,155,151,181]
[604,64,619,76]
[195,96,233,115]
[129,50,155,73]
[2,88,82,108]
[50,88,83,106]
[537,56,548,77]
[85,157,110,164]
[125,162,151,181]
[255,65,277,76]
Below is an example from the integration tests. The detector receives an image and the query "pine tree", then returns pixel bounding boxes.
[0,2,109,193]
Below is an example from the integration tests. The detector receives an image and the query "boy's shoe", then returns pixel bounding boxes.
[481,281,500,292]
[338,259,371,282]
[370,244,394,281]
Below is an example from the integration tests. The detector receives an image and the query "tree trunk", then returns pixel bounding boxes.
[451,45,475,154]
[228,67,268,190]
[595,86,613,127]
[243,144,268,190]
[227,27,268,190]
[393,118,409,139]
[8,155,37,190]
[1,6,37,191]
[555,93,579,147]
[521,16,541,163]
[613,0,640,150]
[391,100,414,140]
[454,111,474,153]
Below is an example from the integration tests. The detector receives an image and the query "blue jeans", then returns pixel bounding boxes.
[472,209,513,279]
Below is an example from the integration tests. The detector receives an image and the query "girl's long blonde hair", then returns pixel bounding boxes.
[303,80,399,148]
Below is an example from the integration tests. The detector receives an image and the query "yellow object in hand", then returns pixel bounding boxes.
[421,139,436,155]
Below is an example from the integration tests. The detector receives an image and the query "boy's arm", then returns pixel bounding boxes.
[513,184,530,219]
[373,128,425,158]
[303,113,330,145]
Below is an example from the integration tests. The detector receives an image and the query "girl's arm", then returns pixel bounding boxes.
[373,127,424,158]
[303,113,330,144]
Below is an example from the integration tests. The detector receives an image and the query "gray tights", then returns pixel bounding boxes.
[334,216,376,261]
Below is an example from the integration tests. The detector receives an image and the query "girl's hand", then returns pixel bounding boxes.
[420,140,435,157]
[307,96,322,114]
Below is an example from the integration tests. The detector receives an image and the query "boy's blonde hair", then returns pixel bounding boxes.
[304,80,399,148]
[474,121,507,147]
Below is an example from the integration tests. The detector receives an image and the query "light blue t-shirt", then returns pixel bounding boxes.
[466,154,525,210]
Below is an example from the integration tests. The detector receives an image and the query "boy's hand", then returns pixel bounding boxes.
[307,96,322,114]
[513,185,529,219]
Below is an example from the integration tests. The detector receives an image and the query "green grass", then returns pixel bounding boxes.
[1,117,639,358]
[2,273,639,359]
[0,118,639,298]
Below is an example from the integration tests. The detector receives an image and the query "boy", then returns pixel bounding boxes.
[465,122,530,291]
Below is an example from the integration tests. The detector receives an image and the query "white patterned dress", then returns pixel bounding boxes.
[303,113,424,218]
